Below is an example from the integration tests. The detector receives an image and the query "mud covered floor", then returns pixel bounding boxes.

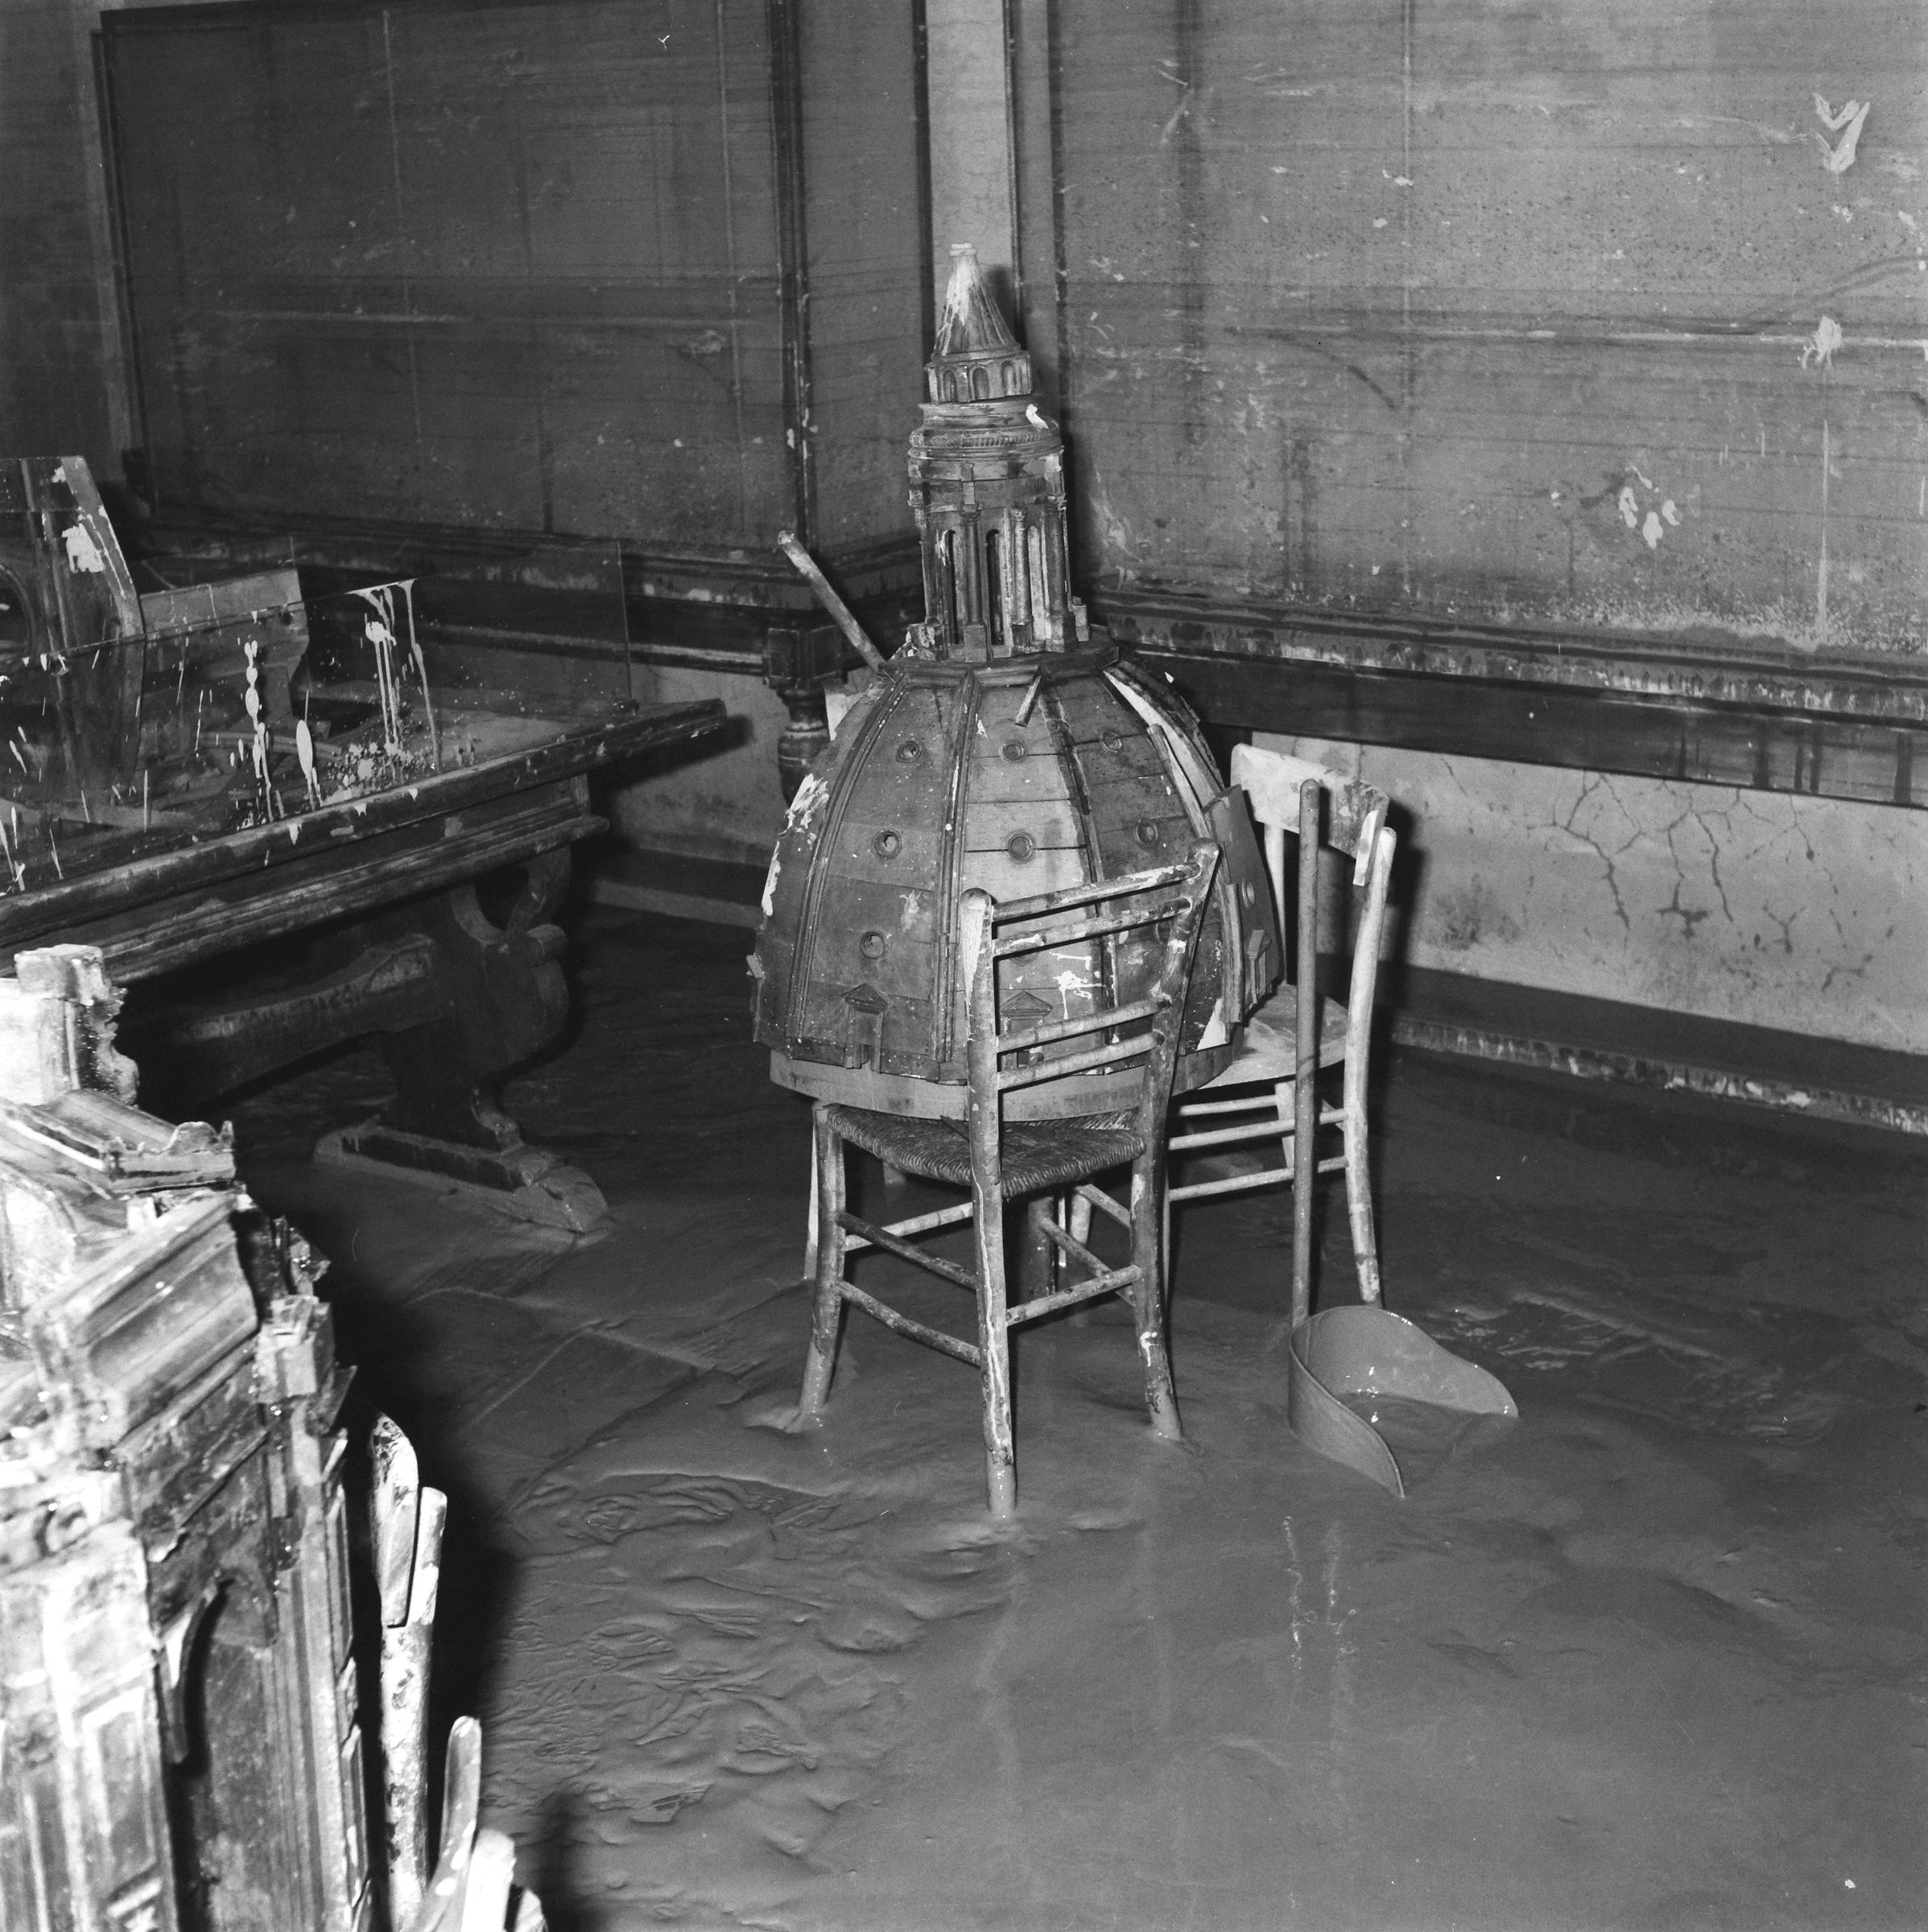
[219,910,1926,1931]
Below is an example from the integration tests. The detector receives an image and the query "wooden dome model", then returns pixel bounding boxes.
[753,247,1278,1120]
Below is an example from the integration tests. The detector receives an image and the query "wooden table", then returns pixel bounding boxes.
[0,698,726,1234]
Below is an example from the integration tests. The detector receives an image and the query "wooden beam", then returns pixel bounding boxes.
[1146,651,1926,810]
[1100,594,1928,808]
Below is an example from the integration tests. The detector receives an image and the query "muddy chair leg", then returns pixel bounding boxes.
[1129,1162,1183,1442]
[799,1105,845,1415]
[803,1133,820,1280]
[974,1186,1018,1520]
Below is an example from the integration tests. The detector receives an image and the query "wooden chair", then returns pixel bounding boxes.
[799,843,1220,1518]
[1166,745,1397,1328]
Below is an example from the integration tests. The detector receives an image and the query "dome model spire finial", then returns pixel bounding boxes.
[931,243,1021,368]
[908,242,1082,660]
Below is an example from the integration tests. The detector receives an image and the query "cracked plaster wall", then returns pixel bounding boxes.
[1254,732,1928,1055]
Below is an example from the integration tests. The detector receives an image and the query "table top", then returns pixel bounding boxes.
[0,697,725,970]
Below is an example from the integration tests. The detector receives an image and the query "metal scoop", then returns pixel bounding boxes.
[1288,1305,1517,1497]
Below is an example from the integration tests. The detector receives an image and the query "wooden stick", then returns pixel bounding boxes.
[1170,1117,1294,1154]
[799,1104,845,1414]
[1343,824,1394,1305]
[1073,1181,1132,1228]
[835,1208,978,1289]
[846,1198,976,1249]
[993,860,1191,922]
[997,1029,1158,1090]
[1000,993,1161,1051]
[1292,779,1321,1331]
[1005,1263,1140,1327]
[776,530,888,671]
[839,1278,982,1364]
[1033,1212,1125,1284]
[962,890,1018,1517]
[994,910,1174,960]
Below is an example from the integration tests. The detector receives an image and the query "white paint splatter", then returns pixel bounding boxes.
[1661,499,1681,526]
[62,524,105,573]
[784,771,828,833]
[1641,510,1664,549]
[760,850,781,917]
[1801,316,1845,368]
[1617,485,1641,530]
[1813,96,1870,175]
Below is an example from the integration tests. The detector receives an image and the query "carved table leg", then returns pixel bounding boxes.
[315,847,613,1237]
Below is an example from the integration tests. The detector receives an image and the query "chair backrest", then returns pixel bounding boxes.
[956,844,1220,1176]
[1226,745,1397,1047]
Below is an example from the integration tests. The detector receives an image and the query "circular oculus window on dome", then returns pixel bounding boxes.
[859,930,888,960]
[1135,819,1164,849]
[1006,831,1036,863]
[872,828,902,860]
[895,738,924,764]
[1001,738,1028,762]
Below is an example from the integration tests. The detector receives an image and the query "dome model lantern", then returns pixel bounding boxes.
[754,244,1278,1119]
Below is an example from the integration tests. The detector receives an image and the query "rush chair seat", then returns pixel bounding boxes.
[1165,745,1397,1329]
[798,843,1220,1519]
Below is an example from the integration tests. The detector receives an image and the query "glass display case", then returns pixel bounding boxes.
[0,456,592,892]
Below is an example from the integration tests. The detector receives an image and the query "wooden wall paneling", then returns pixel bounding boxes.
[104,0,793,543]
[798,0,931,556]
[1016,0,1928,794]
[100,0,926,676]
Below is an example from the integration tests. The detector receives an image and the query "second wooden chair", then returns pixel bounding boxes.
[1165,745,1397,1328]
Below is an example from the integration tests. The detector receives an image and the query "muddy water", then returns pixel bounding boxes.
[1336,1392,1517,1488]
[225,912,1928,1932]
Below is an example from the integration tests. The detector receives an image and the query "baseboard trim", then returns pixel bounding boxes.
[1391,1013,1928,1137]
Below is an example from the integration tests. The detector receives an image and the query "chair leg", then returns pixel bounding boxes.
[1128,1156,1182,1442]
[1068,1191,1092,1248]
[1017,1195,1055,1299]
[803,1131,820,1281]
[1290,1079,1316,1331]
[974,1190,1018,1519]
[799,1105,846,1415]
[1344,1104,1383,1307]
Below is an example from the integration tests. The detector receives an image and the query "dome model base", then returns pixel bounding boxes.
[753,642,1274,1121]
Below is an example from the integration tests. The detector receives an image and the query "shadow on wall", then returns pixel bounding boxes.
[605,668,791,869]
